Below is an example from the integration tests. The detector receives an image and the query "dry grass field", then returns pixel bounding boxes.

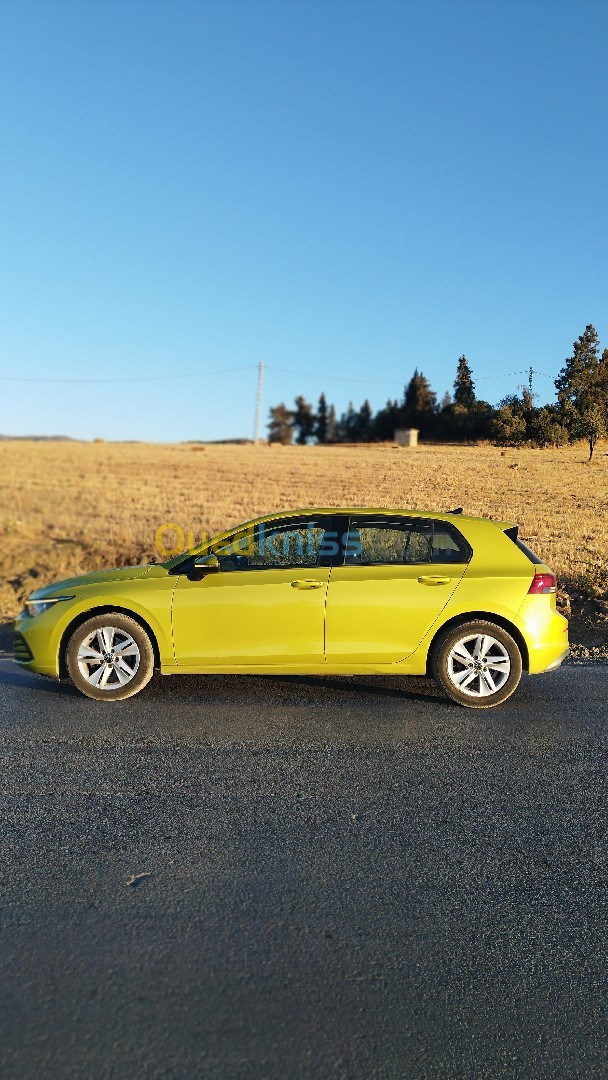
[1,439,607,633]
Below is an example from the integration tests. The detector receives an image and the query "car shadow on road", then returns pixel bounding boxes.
[147,670,447,711]
[0,663,80,696]
[264,673,441,703]
[0,657,444,707]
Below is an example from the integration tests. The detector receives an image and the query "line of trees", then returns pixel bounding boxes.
[267,325,608,459]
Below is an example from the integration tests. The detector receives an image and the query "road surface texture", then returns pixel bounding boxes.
[0,656,607,1079]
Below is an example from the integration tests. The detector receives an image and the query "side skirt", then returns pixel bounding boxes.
[160,659,428,677]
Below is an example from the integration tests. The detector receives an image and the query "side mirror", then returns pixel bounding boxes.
[192,553,220,577]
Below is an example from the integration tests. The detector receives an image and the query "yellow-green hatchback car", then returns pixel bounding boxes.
[13,508,569,708]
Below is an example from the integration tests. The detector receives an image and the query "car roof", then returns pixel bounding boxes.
[232,507,517,531]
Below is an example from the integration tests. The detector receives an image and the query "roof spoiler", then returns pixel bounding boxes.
[446,507,463,515]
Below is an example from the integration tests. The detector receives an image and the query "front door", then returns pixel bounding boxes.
[172,516,340,666]
[325,516,469,663]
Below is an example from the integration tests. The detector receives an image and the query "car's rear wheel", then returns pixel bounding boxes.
[66,613,155,701]
[432,620,522,708]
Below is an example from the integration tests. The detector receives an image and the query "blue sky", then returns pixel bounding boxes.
[0,0,606,441]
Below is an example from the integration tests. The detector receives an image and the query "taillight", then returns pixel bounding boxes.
[528,573,556,594]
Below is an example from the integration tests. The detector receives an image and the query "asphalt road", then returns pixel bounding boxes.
[0,657,607,1079]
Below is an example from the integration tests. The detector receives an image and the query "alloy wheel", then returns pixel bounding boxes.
[76,625,141,690]
[446,633,511,698]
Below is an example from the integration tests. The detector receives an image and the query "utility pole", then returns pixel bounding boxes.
[253,361,264,442]
[528,366,534,395]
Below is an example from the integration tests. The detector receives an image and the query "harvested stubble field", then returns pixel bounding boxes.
[1,439,607,646]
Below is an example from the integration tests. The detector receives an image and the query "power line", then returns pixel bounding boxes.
[266,364,551,384]
[0,364,257,384]
[0,362,557,387]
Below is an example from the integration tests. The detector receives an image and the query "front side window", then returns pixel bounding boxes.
[212,518,341,571]
[345,518,469,566]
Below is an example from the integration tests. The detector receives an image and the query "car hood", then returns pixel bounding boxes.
[30,563,166,599]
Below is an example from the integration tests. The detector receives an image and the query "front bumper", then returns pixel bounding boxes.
[12,612,64,678]
[13,630,34,663]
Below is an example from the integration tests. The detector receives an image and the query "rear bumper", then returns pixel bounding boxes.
[515,597,569,674]
[535,647,569,673]
[527,635,570,674]
[545,648,569,671]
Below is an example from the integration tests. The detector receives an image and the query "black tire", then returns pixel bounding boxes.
[66,612,155,701]
[431,619,522,709]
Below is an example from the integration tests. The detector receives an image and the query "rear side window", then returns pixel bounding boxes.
[504,527,544,565]
[345,518,471,566]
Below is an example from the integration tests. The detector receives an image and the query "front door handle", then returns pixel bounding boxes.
[417,575,450,586]
[290,579,324,590]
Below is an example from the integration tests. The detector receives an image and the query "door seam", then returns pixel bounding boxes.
[323,566,332,663]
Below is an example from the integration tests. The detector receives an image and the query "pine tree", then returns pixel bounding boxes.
[372,399,400,441]
[453,355,476,409]
[356,399,373,442]
[292,395,315,445]
[326,403,338,443]
[402,370,436,434]
[555,325,600,406]
[338,402,358,442]
[267,403,293,444]
[555,325,608,459]
[315,393,329,444]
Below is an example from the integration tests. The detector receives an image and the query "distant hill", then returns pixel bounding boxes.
[185,438,254,445]
[0,434,75,441]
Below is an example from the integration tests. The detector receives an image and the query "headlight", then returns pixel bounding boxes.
[23,596,74,617]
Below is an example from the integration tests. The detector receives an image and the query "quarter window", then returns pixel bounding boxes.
[345,519,469,565]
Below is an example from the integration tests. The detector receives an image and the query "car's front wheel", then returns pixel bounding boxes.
[432,620,522,708]
[66,613,155,701]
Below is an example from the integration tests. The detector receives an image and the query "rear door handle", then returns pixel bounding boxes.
[417,575,450,585]
[290,579,324,590]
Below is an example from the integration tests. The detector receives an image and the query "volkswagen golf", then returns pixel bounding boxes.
[13,508,569,708]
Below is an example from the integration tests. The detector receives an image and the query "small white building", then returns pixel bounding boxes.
[394,427,419,447]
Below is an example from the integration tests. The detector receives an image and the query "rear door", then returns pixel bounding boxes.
[325,516,470,663]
